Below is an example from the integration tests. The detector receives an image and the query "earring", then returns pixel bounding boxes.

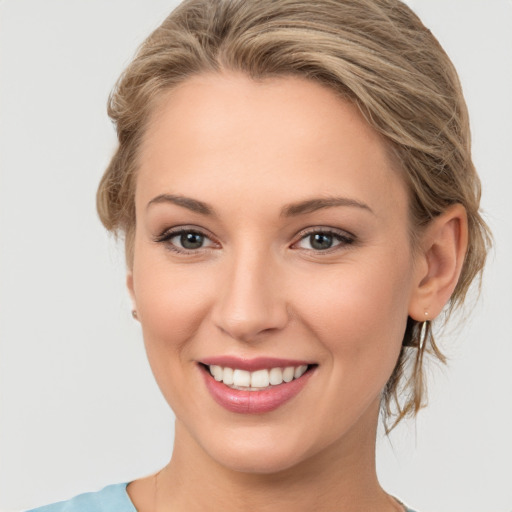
[419,311,429,350]
[131,310,138,319]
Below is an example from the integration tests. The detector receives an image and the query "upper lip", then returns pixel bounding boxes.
[199,356,315,372]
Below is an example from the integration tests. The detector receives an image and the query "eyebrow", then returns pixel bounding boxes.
[146,194,214,215]
[281,197,374,217]
[146,193,373,217]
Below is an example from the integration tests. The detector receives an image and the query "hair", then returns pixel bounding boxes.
[97,0,491,430]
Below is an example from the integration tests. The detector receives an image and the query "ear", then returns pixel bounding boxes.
[126,270,138,316]
[408,203,468,320]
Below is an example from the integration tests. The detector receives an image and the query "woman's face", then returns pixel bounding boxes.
[129,72,422,473]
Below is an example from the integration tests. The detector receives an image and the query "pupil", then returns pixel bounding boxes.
[311,233,333,250]
[181,232,203,249]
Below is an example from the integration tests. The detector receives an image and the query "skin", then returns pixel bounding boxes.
[126,72,468,511]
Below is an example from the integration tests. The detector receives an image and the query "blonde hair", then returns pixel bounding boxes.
[97,0,491,429]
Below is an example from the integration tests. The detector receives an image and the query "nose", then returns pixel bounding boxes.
[212,249,289,342]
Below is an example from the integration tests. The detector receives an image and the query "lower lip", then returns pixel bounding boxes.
[200,365,315,414]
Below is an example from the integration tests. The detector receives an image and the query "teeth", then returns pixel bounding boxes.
[294,365,308,378]
[269,367,283,385]
[208,364,310,389]
[283,366,295,382]
[211,365,223,381]
[223,366,234,385]
[233,369,251,387]
[251,369,269,388]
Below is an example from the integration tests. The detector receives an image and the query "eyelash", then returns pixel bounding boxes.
[154,226,356,255]
[293,228,356,253]
[153,227,218,255]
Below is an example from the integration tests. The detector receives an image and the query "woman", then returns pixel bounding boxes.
[22,0,492,511]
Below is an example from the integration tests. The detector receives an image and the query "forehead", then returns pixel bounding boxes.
[136,72,408,220]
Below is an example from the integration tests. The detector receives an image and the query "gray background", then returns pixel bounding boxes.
[1,1,511,511]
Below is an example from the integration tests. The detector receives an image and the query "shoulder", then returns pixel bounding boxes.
[25,483,136,512]
[395,497,418,512]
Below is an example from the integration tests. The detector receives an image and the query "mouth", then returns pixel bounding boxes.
[200,363,313,390]
[198,357,317,414]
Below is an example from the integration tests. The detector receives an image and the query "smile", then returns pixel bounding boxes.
[207,364,309,390]
[199,357,317,414]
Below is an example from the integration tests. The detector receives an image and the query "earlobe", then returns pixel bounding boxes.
[409,203,468,321]
[127,271,138,319]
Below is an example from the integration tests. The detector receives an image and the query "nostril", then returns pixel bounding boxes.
[214,316,286,343]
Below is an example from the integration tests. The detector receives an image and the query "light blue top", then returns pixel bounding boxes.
[26,483,136,512]
[26,482,417,512]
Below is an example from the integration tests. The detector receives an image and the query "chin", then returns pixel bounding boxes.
[194,422,328,476]
[210,443,309,475]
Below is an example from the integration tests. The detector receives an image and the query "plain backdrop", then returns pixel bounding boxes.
[1,1,511,511]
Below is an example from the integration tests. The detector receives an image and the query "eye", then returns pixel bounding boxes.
[175,231,206,250]
[294,229,355,252]
[154,227,217,253]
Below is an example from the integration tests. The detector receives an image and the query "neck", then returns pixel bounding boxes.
[155,402,400,512]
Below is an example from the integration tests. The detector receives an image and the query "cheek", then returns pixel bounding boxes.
[133,241,215,333]
[137,270,204,342]
[295,252,412,380]
[131,248,217,400]
[290,258,412,427]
